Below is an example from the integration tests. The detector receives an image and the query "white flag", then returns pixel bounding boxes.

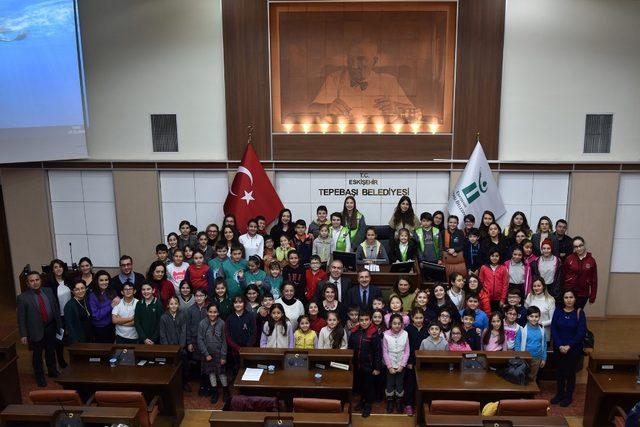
[448,142,505,222]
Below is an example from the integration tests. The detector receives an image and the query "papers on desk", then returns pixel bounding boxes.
[364,264,380,272]
[241,367,264,381]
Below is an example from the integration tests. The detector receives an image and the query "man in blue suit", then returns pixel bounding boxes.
[344,270,382,311]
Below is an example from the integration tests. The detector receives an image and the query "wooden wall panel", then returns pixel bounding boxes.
[0,169,54,296]
[222,0,271,160]
[273,134,452,161]
[453,0,506,160]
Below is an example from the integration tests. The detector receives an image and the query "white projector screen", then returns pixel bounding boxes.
[0,0,88,163]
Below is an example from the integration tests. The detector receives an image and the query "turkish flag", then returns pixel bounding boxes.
[224,144,284,233]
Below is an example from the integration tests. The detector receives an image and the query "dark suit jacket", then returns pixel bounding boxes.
[110,272,146,297]
[17,287,63,342]
[344,284,382,311]
[314,277,352,304]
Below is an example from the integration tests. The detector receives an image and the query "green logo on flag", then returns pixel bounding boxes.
[462,172,488,204]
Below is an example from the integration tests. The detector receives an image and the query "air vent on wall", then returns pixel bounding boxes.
[151,114,178,152]
[583,114,612,154]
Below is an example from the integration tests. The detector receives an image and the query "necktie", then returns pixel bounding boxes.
[362,289,368,307]
[35,290,48,324]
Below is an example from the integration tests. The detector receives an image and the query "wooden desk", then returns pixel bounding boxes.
[57,345,184,425]
[235,348,353,404]
[239,347,353,369]
[342,262,422,290]
[416,351,539,419]
[67,342,181,365]
[209,410,350,427]
[1,404,140,426]
[0,328,21,410]
[424,414,568,427]
[584,352,640,427]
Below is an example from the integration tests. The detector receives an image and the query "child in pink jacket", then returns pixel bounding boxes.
[447,325,472,351]
[382,313,410,414]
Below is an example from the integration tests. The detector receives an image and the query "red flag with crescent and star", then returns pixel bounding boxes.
[223,143,284,233]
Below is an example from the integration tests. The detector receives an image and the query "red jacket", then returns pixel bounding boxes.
[479,264,509,304]
[563,252,597,302]
[158,279,175,308]
[305,268,327,302]
[309,316,327,335]
[476,288,492,317]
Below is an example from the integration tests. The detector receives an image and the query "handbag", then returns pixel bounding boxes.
[498,357,530,385]
[577,308,595,353]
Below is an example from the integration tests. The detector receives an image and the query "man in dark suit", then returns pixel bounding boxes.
[17,271,63,387]
[314,259,352,303]
[110,255,146,297]
[344,269,382,311]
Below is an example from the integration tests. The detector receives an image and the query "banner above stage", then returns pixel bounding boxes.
[448,142,505,220]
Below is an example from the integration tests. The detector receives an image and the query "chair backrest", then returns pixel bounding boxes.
[29,390,83,406]
[497,399,550,416]
[293,398,342,413]
[429,400,481,415]
[94,391,150,427]
[228,395,279,412]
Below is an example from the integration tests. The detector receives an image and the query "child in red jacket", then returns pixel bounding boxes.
[348,310,382,418]
[562,236,597,309]
[304,255,327,302]
[479,248,509,312]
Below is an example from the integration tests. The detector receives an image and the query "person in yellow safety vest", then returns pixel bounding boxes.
[356,227,390,265]
[330,212,351,252]
[342,196,367,251]
[412,212,443,264]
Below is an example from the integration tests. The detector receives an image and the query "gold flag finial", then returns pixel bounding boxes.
[475,132,480,143]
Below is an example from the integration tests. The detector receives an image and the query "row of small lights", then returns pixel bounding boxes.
[282,122,440,135]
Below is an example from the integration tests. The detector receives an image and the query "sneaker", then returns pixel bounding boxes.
[36,377,47,387]
[550,393,564,404]
[362,403,372,418]
[48,370,60,378]
[198,385,209,396]
[404,405,414,416]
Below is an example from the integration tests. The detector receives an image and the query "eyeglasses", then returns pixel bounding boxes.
[573,243,584,248]
[440,313,451,318]
[451,332,461,335]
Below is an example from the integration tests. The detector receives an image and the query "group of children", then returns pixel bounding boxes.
[41,196,594,415]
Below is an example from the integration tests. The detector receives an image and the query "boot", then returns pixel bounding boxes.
[362,403,372,418]
[560,377,575,407]
[222,386,231,404]
[210,387,219,404]
[199,376,209,396]
[550,379,565,404]
[386,396,395,413]
[396,396,404,414]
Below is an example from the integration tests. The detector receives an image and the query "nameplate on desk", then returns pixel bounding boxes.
[601,364,614,370]
[257,364,269,370]
[88,357,101,363]
[315,363,326,370]
[330,361,349,371]
[464,353,478,359]
[155,357,167,363]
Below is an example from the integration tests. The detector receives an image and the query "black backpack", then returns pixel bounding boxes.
[499,357,530,385]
